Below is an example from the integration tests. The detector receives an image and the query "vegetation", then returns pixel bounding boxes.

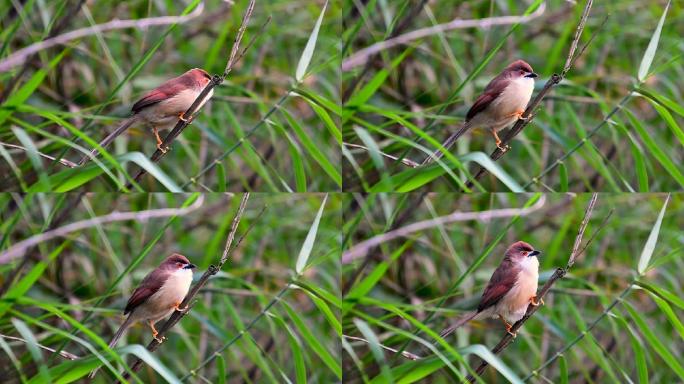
[342,0,682,192]
[0,193,341,382]
[0,1,340,192]
[341,193,682,382]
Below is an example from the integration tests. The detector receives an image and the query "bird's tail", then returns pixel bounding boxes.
[438,310,479,339]
[78,115,138,166]
[421,121,472,165]
[107,315,134,349]
[87,315,134,379]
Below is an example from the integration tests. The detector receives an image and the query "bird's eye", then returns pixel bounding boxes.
[177,262,183,268]
[522,251,528,256]
[520,70,525,75]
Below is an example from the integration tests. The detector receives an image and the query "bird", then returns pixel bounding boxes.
[79,68,213,165]
[423,60,537,164]
[440,241,542,339]
[88,254,196,378]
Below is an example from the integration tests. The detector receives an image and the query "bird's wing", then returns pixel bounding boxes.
[477,258,520,312]
[131,74,195,113]
[465,73,508,122]
[123,268,167,315]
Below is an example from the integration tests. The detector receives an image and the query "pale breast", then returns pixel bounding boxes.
[490,77,534,119]
[496,256,539,323]
[132,269,193,322]
[137,87,214,129]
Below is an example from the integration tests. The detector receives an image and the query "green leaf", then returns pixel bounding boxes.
[117,345,182,384]
[625,109,684,187]
[12,318,51,383]
[637,0,670,81]
[354,318,393,383]
[649,293,684,341]
[459,345,524,384]
[281,300,341,379]
[0,48,69,125]
[305,97,341,144]
[345,47,412,110]
[11,126,50,190]
[637,194,669,274]
[216,354,226,384]
[623,301,684,380]
[615,315,648,384]
[650,101,684,148]
[635,280,684,310]
[344,241,411,312]
[459,152,524,192]
[305,289,341,336]
[281,108,341,187]
[0,241,69,317]
[117,152,183,192]
[637,88,684,118]
[559,161,568,192]
[559,354,569,384]
[295,0,328,82]
[296,194,327,274]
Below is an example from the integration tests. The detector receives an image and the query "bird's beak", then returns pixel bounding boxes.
[184,263,196,269]
[529,250,541,257]
[525,72,538,78]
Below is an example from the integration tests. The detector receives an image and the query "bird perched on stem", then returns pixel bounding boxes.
[88,253,196,378]
[423,60,537,165]
[440,241,543,339]
[79,68,213,165]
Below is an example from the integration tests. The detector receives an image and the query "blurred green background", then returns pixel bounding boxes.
[342,193,682,383]
[342,0,683,192]
[0,0,341,192]
[0,193,341,382]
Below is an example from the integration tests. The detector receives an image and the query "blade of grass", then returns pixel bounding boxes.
[296,0,328,82]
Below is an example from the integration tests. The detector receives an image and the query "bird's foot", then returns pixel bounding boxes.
[505,324,517,338]
[174,302,190,313]
[153,333,166,343]
[156,143,169,154]
[178,112,193,124]
[530,296,544,306]
[496,141,511,152]
[521,112,536,121]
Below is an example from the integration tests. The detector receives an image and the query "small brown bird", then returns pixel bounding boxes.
[80,68,213,164]
[440,241,542,339]
[108,254,196,347]
[424,60,537,164]
[88,254,196,378]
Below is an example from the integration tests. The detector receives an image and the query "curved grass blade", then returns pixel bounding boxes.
[296,194,328,274]
[637,0,670,82]
[296,0,328,82]
[637,194,669,275]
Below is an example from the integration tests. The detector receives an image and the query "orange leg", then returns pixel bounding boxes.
[498,317,517,337]
[178,112,193,124]
[505,109,529,121]
[491,128,509,152]
[530,295,544,306]
[174,301,189,313]
[148,320,165,343]
[152,126,168,154]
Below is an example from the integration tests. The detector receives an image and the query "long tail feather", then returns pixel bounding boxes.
[87,315,134,379]
[421,121,472,165]
[78,115,138,166]
[439,310,479,339]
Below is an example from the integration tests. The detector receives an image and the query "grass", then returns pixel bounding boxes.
[0,0,341,192]
[0,193,341,382]
[342,0,683,192]
[342,193,683,383]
